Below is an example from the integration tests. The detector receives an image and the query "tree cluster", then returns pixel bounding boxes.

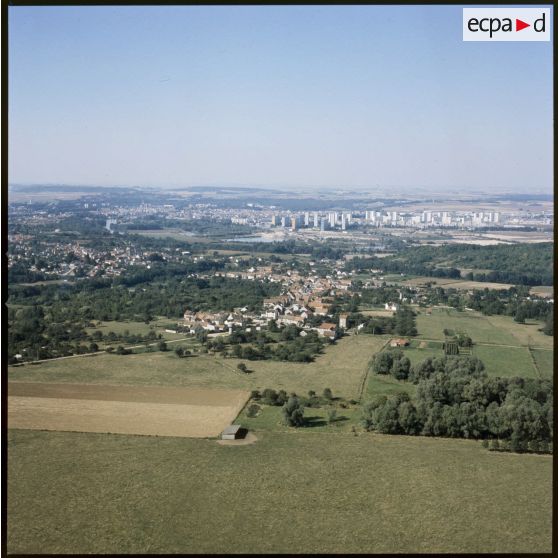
[363,355,553,452]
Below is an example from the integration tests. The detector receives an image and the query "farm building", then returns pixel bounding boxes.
[221,425,245,440]
[390,338,409,348]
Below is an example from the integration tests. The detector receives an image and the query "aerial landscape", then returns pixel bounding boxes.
[5,5,553,555]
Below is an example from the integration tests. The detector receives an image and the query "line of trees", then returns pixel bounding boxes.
[354,306,417,337]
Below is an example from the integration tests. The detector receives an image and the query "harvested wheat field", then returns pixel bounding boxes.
[8,382,249,438]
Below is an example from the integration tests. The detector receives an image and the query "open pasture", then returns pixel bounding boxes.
[372,334,547,380]
[8,334,387,400]
[7,429,552,554]
[366,372,417,399]
[415,307,549,347]
[482,315,553,349]
[471,346,539,379]
[85,318,186,342]
[531,349,553,378]
[396,339,444,365]
[8,382,249,438]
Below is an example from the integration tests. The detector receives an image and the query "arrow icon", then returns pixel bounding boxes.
[516,19,530,31]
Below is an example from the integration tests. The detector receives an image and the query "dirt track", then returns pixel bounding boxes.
[8,382,249,438]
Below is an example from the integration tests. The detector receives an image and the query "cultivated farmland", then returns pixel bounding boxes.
[8,382,249,438]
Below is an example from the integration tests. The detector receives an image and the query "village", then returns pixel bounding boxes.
[181,263,410,341]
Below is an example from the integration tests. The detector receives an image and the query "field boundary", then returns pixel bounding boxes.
[357,336,391,403]
[527,346,543,379]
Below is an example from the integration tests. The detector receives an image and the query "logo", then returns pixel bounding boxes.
[463,8,551,41]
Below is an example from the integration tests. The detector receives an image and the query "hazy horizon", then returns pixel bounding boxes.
[9,6,553,193]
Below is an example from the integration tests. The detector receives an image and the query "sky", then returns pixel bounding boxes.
[8,5,554,193]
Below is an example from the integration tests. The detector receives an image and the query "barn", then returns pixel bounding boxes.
[390,338,409,348]
[221,425,245,440]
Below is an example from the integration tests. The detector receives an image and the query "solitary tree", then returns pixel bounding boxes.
[237,362,248,373]
[514,307,528,324]
[282,396,305,427]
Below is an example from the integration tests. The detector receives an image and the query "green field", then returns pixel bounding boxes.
[416,307,550,348]
[531,349,554,378]
[365,372,417,399]
[367,337,547,382]
[472,345,539,379]
[238,404,361,432]
[396,339,444,365]
[8,334,387,400]
[7,429,551,554]
[85,318,187,345]
[484,315,553,349]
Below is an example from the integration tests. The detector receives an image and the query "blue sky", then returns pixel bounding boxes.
[8,5,553,192]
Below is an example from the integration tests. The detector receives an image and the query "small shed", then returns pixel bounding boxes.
[221,425,245,440]
[390,338,409,348]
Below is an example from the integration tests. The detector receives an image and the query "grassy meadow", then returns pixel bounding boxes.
[531,348,554,378]
[8,334,387,400]
[85,318,186,345]
[415,307,551,348]
[365,371,417,399]
[238,404,361,433]
[7,429,552,554]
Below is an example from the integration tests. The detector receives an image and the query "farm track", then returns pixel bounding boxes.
[417,337,551,351]
[527,347,543,379]
[356,336,391,403]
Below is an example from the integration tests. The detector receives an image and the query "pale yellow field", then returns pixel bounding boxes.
[530,286,554,298]
[402,277,513,291]
[8,383,249,438]
[361,309,395,317]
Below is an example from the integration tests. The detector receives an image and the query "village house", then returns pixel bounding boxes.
[279,315,306,327]
[315,322,337,339]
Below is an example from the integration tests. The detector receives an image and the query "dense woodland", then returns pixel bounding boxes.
[346,242,553,286]
[7,274,280,362]
[366,353,553,452]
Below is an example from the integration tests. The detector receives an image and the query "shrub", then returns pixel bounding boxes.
[262,388,278,406]
[246,404,260,418]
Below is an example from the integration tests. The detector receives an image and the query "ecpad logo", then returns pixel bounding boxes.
[463,8,550,41]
